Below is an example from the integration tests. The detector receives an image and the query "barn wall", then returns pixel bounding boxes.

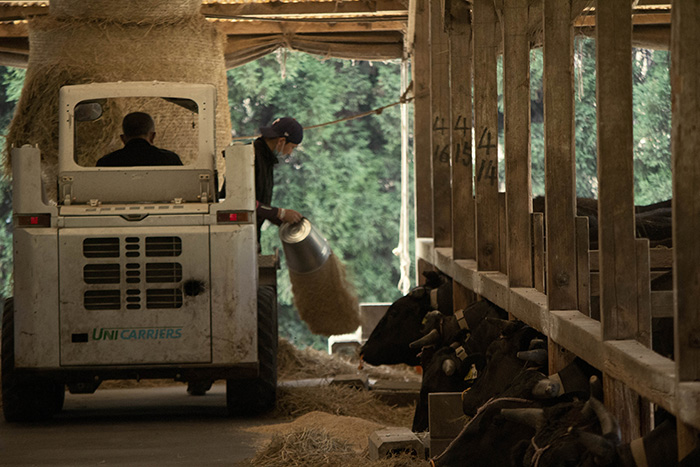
[410,0,700,447]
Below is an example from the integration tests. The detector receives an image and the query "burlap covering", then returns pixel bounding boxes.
[4,0,230,201]
[289,254,361,336]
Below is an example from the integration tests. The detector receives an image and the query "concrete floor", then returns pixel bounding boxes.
[0,383,281,466]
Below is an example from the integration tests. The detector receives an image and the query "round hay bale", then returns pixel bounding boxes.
[50,0,201,23]
[4,4,230,200]
[288,253,361,336]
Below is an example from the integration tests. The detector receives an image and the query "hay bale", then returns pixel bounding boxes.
[50,0,201,22]
[5,1,230,200]
[288,254,361,336]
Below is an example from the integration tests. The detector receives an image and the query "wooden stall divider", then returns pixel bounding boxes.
[411,0,433,240]
[671,0,700,458]
[446,0,475,260]
[543,0,577,311]
[472,0,500,271]
[576,216,591,317]
[503,0,533,288]
[532,212,545,294]
[430,0,452,248]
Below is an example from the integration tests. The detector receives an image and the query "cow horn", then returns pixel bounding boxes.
[517,349,548,366]
[578,431,618,465]
[531,379,561,399]
[588,397,621,444]
[409,329,441,349]
[442,358,457,376]
[500,408,545,429]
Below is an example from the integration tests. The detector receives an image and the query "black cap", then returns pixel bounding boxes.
[260,117,303,144]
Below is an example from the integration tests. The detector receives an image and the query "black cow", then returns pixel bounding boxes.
[461,321,547,416]
[360,271,453,366]
[410,303,511,432]
[505,397,680,467]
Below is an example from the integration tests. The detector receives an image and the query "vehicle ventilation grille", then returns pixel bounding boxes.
[83,264,120,284]
[146,263,183,283]
[84,290,120,310]
[83,238,119,258]
[146,237,182,257]
[146,289,183,309]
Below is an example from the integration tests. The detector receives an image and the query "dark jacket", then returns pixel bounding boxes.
[254,137,281,240]
[96,138,183,167]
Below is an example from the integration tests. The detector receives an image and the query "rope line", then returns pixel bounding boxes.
[230,80,414,142]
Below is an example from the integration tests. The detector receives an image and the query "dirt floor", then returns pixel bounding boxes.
[1,338,429,465]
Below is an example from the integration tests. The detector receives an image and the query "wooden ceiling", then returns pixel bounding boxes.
[0,0,673,68]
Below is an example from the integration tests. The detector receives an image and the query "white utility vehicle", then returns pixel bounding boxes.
[2,81,278,421]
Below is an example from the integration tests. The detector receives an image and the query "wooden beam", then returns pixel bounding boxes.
[429,0,452,248]
[472,0,499,271]
[201,0,408,18]
[503,0,532,287]
[412,0,433,238]
[447,0,474,260]
[213,19,407,35]
[543,0,577,311]
[597,0,637,341]
[672,0,700,397]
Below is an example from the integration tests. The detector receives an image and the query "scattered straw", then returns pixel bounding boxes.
[289,254,360,336]
[277,337,420,383]
[275,385,415,428]
[249,411,384,452]
[250,426,429,467]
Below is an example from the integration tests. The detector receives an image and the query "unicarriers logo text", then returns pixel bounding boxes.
[92,327,183,341]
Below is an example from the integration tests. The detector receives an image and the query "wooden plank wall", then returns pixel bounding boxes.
[411,0,700,444]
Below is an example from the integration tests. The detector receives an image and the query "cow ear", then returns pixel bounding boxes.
[422,271,441,288]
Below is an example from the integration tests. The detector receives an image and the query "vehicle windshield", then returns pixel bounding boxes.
[73,96,200,167]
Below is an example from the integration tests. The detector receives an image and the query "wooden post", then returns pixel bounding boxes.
[597,0,644,443]
[597,0,637,341]
[430,0,452,248]
[576,216,591,317]
[672,0,700,458]
[532,212,545,294]
[412,0,433,239]
[543,0,577,311]
[472,0,500,271]
[499,193,507,274]
[503,0,532,287]
[447,0,474,260]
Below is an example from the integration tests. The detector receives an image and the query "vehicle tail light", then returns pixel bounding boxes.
[216,211,251,224]
[16,214,52,227]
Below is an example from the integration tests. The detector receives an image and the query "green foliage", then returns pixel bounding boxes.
[228,53,410,350]
[632,49,672,205]
[0,66,24,298]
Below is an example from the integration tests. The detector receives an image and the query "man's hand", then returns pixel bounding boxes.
[278,208,303,224]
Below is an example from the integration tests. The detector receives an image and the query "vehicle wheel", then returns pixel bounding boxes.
[226,285,278,416]
[186,380,213,396]
[2,297,65,422]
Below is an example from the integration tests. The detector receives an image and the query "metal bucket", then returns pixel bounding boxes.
[279,218,332,274]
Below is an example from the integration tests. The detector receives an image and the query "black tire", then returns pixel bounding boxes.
[226,285,278,416]
[2,297,65,422]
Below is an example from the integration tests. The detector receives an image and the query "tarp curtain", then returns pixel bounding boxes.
[224,31,404,68]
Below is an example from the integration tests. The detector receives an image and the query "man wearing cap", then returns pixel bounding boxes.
[254,117,304,242]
